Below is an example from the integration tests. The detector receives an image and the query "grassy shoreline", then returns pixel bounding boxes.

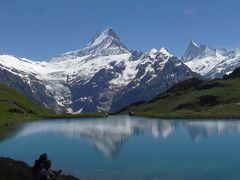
[134,112,240,120]
[0,111,105,126]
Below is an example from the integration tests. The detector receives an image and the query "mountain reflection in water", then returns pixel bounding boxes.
[14,116,240,158]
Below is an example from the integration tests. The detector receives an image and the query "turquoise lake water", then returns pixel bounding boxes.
[1,115,240,179]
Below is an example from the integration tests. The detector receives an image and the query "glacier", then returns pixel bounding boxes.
[0,28,199,113]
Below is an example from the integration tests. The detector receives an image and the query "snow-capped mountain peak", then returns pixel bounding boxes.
[0,27,199,113]
[148,47,172,59]
[159,47,172,57]
[87,27,119,47]
[189,41,199,48]
[57,27,129,59]
[149,48,158,58]
[84,27,129,54]
[182,42,240,79]
[234,47,240,55]
[182,41,209,62]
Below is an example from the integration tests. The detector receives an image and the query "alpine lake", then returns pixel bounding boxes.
[1,115,240,180]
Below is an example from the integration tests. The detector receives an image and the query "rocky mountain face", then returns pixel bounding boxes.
[182,41,240,79]
[0,28,199,113]
[0,59,60,111]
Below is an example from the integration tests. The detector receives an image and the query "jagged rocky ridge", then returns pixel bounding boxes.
[0,28,199,113]
[182,41,240,79]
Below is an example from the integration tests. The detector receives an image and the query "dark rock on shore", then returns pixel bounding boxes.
[0,157,79,180]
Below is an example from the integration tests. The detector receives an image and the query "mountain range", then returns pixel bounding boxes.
[182,41,240,79]
[0,27,239,113]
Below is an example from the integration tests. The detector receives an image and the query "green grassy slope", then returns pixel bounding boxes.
[0,83,104,138]
[0,83,104,124]
[0,83,56,139]
[0,83,55,125]
[119,69,240,119]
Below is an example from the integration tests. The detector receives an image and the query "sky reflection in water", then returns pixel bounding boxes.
[1,115,240,180]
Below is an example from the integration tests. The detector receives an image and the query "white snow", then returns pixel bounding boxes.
[72,108,83,114]
[190,41,199,47]
[0,27,200,113]
[185,56,223,76]
[149,48,158,58]
[0,46,176,112]
[182,42,240,78]
[175,62,182,67]
[88,28,111,47]
[0,53,136,109]
[184,47,240,78]
[109,55,139,86]
[159,47,173,57]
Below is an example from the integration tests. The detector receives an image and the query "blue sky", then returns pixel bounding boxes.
[0,0,240,60]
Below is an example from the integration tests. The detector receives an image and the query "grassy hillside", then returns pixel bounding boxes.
[119,68,240,119]
[0,83,56,139]
[0,83,104,138]
[0,83,55,125]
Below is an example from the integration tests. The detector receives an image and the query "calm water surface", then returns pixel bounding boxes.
[1,115,240,180]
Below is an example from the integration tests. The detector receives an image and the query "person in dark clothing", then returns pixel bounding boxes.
[39,160,62,180]
[32,153,49,180]
[39,153,48,162]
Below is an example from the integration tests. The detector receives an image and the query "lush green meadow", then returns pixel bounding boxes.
[120,78,240,119]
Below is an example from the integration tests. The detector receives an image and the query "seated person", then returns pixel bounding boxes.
[39,160,62,180]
